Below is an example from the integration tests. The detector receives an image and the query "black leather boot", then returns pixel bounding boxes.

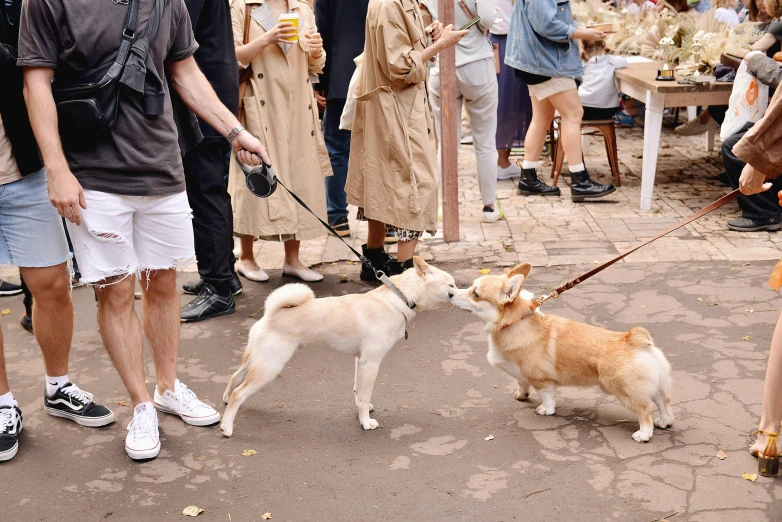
[360,244,392,281]
[517,168,561,196]
[570,169,616,202]
[385,258,415,276]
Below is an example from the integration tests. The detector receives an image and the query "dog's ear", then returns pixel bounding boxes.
[499,274,525,305]
[508,262,532,279]
[413,256,430,275]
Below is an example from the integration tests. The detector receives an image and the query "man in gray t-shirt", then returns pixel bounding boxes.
[18,0,271,461]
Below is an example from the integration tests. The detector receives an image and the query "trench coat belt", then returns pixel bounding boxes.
[356,86,422,216]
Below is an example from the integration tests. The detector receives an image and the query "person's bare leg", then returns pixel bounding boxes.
[96,276,149,406]
[548,89,585,168]
[524,97,556,162]
[239,236,255,263]
[20,264,71,377]
[139,269,179,395]
[396,239,419,263]
[0,328,8,396]
[498,149,512,169]
[367,220,386,249]
[751,311,782,455]
[283,240,307,270]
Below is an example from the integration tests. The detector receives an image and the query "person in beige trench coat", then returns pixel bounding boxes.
[345,0,466,279]
[229,0,333,283]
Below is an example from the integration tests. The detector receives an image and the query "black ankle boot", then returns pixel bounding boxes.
[517,168,561,196]
[385,258,414,276]
[360,244,392,281]
[570,169,616,202]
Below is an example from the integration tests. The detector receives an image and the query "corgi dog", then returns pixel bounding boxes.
[220,257,457,437]
[450,263,674,442]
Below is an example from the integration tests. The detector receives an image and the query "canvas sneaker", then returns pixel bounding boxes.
[44,382,116,427]
[125,403,160,460]
[0,405,22,462]
[481,202,505,223]
[154,379,220,426]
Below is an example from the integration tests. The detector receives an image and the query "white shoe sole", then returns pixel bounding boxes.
[45,407,116,427]
[126,440,161,460]
[481,214,503,223]
[0,441,19,461]
[154,404,221,426]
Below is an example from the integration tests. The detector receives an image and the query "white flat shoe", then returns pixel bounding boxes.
[236,260,270,282]
[498,163,521,180]
[282,263,324,282]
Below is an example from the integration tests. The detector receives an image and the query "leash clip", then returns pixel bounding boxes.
[536,288,560,307]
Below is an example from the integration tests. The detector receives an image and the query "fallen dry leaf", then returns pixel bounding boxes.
[261,513,273,520]
[117,401,126,407]
[195,455,207,462]
[485,435,495,441]
[0,309,9,317]
[182,506,204,517]
[697,298,703,302]
[741,336,751,341]
[478,268,491,274]
[717,450,726,460]
[242,449,257,456]
[742,472,758,482]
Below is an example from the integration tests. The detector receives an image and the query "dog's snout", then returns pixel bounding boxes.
[448,291,455,299]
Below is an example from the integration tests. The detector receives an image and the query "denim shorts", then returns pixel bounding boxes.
[0,169,71,268]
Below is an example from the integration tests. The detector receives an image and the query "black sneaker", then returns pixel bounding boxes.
[19,314,33,334]
[181,283,235,323]
[330,217,351,238]
[183,276,243,296]
[727,216,782,232]
[44,383,115,427]
[0,405,22,462]
[0,280,22,296]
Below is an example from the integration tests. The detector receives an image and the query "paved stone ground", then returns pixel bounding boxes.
[1,262,781,521]
[247,116,782,272]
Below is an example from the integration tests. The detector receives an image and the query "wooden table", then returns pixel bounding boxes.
[614,62,733,211]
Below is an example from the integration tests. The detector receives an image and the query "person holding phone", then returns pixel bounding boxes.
[345,0,467,279]
[429,0,504,223]
[505,0,615,201]
[228,0,333,283]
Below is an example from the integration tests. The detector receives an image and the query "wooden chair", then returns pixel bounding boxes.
[551,118,622,187]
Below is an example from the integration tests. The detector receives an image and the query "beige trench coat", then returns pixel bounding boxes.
[229,0,332,240]
[346,0,438,232]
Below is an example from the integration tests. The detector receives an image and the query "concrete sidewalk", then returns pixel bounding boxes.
[1,261,780,521]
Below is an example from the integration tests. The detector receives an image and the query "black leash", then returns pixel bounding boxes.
[241,158,416,310]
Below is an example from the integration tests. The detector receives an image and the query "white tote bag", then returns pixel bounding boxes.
[721,61,769,140]
[339,55,364,131]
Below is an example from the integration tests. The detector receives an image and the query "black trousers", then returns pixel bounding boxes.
[183,138,236,296]
[723,123,782,220]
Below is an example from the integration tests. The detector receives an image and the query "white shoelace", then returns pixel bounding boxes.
[0,408,15,432]
[61,384,94,404]
[176,382,204,413]
[127,409,158,443]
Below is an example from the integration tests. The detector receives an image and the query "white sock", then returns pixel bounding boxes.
[0,391,17,408]
[522,160,538,170]
[570,162,585,173]
[46,374,70,396]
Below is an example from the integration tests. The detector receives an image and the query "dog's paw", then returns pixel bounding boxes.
[220,423,233,438]
[222,393,230,405]
[655,417,674,430]
[535,404,555,416]
[369,403,374,412]
[361,418,380,430]
[632,430,651,443]
[513,390,530,402]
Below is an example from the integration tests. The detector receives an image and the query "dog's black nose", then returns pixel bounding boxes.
[448,291,455,299]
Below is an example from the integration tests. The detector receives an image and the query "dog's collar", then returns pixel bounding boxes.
[379,273,416,310]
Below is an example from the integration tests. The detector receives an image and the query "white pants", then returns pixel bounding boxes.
[66,190,196,284]
[429,58,499,206]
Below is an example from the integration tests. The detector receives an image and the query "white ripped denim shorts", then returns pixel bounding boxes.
[65,190,196,284]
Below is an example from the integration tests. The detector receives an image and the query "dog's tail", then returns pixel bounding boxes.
[627,327,654,349]
[629,327,673,398]
[264,283,315,315]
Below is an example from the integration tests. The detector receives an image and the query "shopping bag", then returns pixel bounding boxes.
[721,61,769,140]
[339,55,363,131]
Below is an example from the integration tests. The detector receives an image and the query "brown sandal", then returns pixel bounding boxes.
[753,427,780,477]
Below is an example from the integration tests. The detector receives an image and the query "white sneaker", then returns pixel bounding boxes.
[125,402,160,460]
[481,202,505,223]
[236,259,270,282]
[497,163,522,180]
[674,118,709,136]
[154,379,221,426]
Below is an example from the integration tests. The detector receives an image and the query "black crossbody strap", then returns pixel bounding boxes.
[115,0,140,68]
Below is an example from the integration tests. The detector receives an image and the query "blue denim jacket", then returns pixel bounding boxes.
[505,0,582,78]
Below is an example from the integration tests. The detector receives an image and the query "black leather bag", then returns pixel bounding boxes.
[51,0,139,144]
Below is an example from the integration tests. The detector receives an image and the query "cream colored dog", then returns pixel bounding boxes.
[450,263,674,442]
[220,257,456,437]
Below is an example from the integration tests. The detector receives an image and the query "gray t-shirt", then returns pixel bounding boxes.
[17,0,198,196]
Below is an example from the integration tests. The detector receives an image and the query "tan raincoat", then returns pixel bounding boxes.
[346,0,438,232]
[229,0,332,240]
